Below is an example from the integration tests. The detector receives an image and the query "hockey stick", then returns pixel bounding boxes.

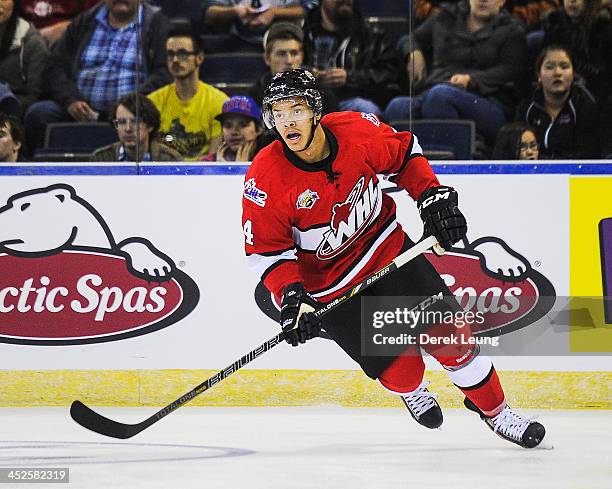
[70,235,441,439]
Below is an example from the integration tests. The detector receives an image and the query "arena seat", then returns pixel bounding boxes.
[354,0,411,16]
[364,16,406,41]
[390,119,476,160]
[33,122,118,162]
[212,82,253,97]
[201,34,262,53]
[200,53,268,84]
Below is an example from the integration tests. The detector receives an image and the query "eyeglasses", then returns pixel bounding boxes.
[113,118,145,129]
[166,49,197,60]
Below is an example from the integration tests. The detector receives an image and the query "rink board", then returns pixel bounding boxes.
[0,163,610,407]
[0,369,610,409]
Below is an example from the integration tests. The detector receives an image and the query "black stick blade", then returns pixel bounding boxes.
[70,401,143,439]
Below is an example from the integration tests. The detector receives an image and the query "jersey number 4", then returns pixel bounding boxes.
[243,219,254,245]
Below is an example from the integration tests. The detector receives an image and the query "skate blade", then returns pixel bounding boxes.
[534,440,554,450]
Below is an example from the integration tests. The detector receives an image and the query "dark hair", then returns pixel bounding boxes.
[535,44,573,74]
[110,92,161,135]
[0,0,20,58]
[492,122,537,159]
[0,112,25,145]
[166,21,204,54]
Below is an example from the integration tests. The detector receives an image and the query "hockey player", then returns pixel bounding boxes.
[242,69,546,448]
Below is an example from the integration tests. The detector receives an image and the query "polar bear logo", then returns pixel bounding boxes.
[0,183,175,281]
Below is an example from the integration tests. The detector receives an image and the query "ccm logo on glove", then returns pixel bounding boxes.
[419,187,452,209]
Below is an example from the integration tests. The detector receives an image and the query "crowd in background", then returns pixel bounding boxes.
[0,0,611,163]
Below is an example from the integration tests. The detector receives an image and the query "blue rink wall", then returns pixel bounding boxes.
[0,161,610,408]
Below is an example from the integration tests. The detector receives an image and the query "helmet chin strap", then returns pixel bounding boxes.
[294,116,320,153]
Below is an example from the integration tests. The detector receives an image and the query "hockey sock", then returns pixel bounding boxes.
[378,346,426,394]
[448,355,506,417]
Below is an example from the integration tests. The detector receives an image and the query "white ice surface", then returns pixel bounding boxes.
[2,407,610,489]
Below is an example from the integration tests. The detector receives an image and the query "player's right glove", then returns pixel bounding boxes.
[280,282,322,347]
[417,186,467,251]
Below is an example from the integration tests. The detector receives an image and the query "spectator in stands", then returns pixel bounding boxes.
[20,0,99,45]
[541,0,612,101]
[516,44,599,158]
[506,0,560,30]
[412,0,559,30]
[204,0,305,46]
[383,0,526,145]
[302,0,399,115]
[201,95,263,161]
[0,0,49,115]
[0,112,25,161]
[148,24,228,159]
[248,21,337,111]
[492,122,540,159]
[150,0,206,34]
[91,92,181,161]
[24,0,171,151]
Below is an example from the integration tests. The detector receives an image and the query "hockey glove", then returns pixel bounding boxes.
[280,282,322,347]
[417,186,467,251]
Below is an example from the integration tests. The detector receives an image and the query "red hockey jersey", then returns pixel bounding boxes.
[242,112,439,303]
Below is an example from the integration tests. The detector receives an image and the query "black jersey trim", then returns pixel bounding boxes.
[390,133,421,182]
[282,127,339,174]
[309,215,397,296]
[261,258,296,282]
[296,245,317,254]
[293,222,329,232]
[454,365,495,391]
[246,246,296,257]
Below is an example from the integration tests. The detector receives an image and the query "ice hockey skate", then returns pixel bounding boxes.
[400,381,443,429]
[464,397,547,448]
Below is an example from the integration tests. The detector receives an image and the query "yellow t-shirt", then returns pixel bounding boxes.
[148,82,229,160]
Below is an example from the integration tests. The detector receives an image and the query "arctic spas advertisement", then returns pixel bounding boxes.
[0,173,586,370]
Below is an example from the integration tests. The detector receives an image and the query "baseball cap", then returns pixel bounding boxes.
[215,96,262,124]
[263,22,304,50]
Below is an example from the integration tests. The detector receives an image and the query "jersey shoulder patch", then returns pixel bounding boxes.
[243,177,268,207]
[360,112,381,127]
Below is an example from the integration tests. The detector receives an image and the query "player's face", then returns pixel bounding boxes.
[519,130,539,160]
[0,0,14,24]
[538,49,573,97]
[272,97,315,151]
[114,104,153,156]
[563,0,585,18]
[167,37,203,80]
[265,39,304,76]
[0,122,20,163]
[221,115,259,151]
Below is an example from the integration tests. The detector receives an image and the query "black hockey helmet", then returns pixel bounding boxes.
[262,69,323,129]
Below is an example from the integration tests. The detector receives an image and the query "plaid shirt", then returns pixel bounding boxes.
[77,5,147,112]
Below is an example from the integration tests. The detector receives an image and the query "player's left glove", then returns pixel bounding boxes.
[280,283,322,347]
[417,186,467,251]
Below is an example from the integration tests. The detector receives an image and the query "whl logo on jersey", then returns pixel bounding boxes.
[0,184,199,346]
[316,176,381,260]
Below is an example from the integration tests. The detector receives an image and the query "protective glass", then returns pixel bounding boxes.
[263,97,314,129]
